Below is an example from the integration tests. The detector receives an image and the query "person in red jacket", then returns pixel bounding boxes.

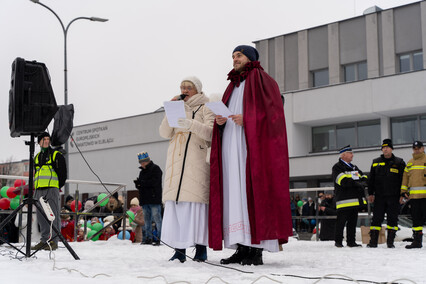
[209,45,292,266]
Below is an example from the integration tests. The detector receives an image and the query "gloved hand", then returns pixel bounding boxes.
[133,179,140,188]
[177,118,193,129]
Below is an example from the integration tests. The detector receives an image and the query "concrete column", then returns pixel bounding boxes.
[366,13,380,78]
[298,30,309,89]
[274,36,285,92]
[328,23,340,84]
[257,40,269,71]
[421,2,426,69]
[381,117,391,141]
[382,9,396,76]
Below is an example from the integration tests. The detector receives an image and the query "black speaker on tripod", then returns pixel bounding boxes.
[9,57,58,138]
[0,57,79,259]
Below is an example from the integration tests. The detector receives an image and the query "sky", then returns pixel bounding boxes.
[0,233,425,283]
[0,0,421,163]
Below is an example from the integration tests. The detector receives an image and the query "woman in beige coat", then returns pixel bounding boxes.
[159,76,215,263]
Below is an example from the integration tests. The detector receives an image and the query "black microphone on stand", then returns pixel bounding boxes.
[177,94,188,100]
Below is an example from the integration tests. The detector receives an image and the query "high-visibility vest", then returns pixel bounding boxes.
[34,151,59,189]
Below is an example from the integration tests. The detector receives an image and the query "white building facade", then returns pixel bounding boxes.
[254,1,426,188]
[69,1,426,194]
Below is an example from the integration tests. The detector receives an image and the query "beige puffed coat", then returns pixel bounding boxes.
[159,93,215,204]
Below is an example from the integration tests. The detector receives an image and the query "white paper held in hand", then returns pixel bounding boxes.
[163,101,186,128]
[205,101,233,118]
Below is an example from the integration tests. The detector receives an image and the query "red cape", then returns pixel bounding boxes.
[208,62,293,250]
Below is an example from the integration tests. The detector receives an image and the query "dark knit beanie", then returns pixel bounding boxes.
[233,45,259,62]
[381,139,393,149]
[37,132,50,144]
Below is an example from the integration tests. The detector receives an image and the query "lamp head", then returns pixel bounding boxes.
[90,17,109,22]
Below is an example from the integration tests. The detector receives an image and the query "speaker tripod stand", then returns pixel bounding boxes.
[0,134,79,259]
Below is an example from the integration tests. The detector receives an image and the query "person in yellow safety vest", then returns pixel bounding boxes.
[30,132,67,251]
[400,141,426,249]
[367,139,405,248]
[332,145,368,248]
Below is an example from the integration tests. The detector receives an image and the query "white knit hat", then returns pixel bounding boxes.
[182,76,202,93]
[130,197,139,206]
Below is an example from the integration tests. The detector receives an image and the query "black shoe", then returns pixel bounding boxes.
[335,242,344,248]
[240,247,263,266]
[169,248,186,263]
[193,245,207,262]
[220,244,249,265]
[152,241,161,246]
[142,239,152,245]
[347,242,362,247]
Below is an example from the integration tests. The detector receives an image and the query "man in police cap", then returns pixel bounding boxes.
[367,139,405,248]
[332,145,367,248]
[31,132,67,251]
[400,140,426,249]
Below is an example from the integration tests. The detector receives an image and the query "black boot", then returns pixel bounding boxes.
[169,248,186,263]
[406,231,423,249]
[240,247,263,266]
[367,229,380,248]
[193,245,207,262]
[387,229,397,248]
[220,244,249,264]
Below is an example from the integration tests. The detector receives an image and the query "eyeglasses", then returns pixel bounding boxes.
[180,86,194,91]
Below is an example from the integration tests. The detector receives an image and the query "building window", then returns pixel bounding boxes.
[336,123,355,149]
[344,61,367,82]
[312,69,329,87]
[312,120,380,152]
[392,114,426,144]
[399,51,423,73]
[391,116,418,144]
[358,120,381,148]
[312,126,335,152]
[421,115,426,141]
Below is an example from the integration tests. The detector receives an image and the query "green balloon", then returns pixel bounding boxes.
[87,230,99,241]
[0,187,9,198]
[297,200,304,207]
[97,193,109,207]
[92,222,103,231]
[86,222,93,230]
[10,198,20,210]
[126,210,135,223]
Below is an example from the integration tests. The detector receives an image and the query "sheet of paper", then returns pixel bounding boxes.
[205,101,233,118]
[163,101,186,128]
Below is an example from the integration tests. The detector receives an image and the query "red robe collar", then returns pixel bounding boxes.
[208,63,293,250]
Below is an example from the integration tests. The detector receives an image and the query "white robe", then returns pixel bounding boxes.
[161,201,208,249]
[221,81,279,252]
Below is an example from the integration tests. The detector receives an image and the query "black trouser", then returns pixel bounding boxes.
[410,198,426,229]
[335,208,358,244]
[371,195,399,228]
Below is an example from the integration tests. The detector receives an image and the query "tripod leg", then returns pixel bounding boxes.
[34,201,80,260]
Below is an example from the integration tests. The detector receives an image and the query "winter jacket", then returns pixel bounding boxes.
[131,207,145,243]
[401,152,426,199]
[159,92,215,204]
[368,154,405,197]
[319,197,336,241]
[135,161,163,205]
[332,159,368,211]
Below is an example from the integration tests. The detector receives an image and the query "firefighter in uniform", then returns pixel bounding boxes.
[30,132,67,251]
[367,139,405,248]
[400,141,426,249]
[332,145,367,248]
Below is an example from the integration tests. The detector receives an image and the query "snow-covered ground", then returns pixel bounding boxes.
[1,236,425,284]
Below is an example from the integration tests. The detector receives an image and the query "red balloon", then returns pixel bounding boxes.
[6,187,17,199]
[0,198,11,210]
[70,200,82,212]
[14,179,26,188]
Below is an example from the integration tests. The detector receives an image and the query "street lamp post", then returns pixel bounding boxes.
[30,0,108,197]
